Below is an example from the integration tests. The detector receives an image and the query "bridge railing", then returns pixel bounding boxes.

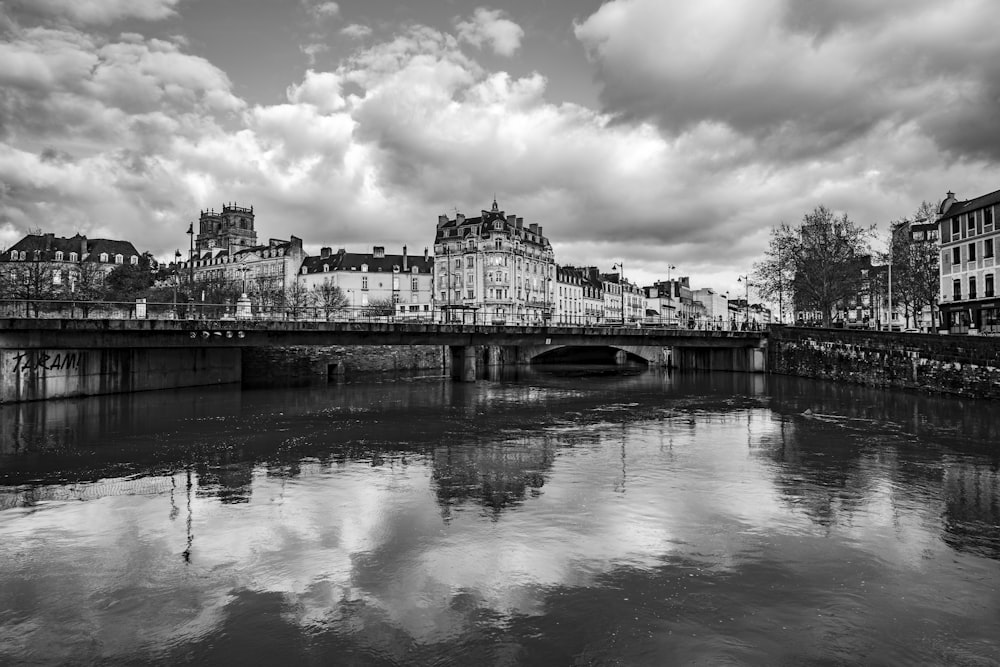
[0,299,771,332]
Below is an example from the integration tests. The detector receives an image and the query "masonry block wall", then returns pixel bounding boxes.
[770,327,1000,399]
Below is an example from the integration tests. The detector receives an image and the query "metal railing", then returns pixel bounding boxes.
[0,299,770,332]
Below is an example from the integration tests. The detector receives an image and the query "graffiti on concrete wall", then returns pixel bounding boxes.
[10,351,83,374]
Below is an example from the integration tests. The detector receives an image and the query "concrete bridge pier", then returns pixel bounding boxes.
[670,345,767,372]
[449,345,477,382]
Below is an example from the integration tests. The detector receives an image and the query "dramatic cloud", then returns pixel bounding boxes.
[10,0,183,24]
[575,0,1000,162]
[340,23,372,39]
[302,0,340,21]
[1,2,997,291]
[455,7,524,57]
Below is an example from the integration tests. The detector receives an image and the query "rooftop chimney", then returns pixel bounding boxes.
[320,246,331,259]
[403,245,408,271]
[424,246,429,260]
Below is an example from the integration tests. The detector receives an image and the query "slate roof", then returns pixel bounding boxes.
[938,187,1000,221]
[301,250,434,274]
[3,233,140,262]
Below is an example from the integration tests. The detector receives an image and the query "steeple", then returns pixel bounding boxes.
[491,195,499,212]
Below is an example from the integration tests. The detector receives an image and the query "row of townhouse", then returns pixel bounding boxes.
[3,198,768,325]
[1,233,144,295]
[937,188,1000,334]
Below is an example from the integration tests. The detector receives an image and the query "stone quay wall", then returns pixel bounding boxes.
[242,345,447,384]
[769,327,1000,399]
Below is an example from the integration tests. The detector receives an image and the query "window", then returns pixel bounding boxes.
[986,239,994,259]
[130,255,138,265]
[100,253,108,262]
[55,251,64,261]
[52,270,61,285]
[912,231,924,241]
[69,252,78,262]
[987,274,995,298]
[953,247,961,264]
[115,254,123,264]
[986,208,995,228]
[465,256,474,268]
[969,243,977,261]
[968,212,976,231]
[411,278,418,291]
[953,279,961,300]
[361,263,368,272]
[495,240,502,250]
[323,264,329,272]
[467,289,474,299]
[952,218,960,236]
[362,276,368,290]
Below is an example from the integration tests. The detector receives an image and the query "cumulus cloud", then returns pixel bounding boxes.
[12,0,182,24]
[302,0,339,21]
[574,0,1000,162]
[340,23,372,39]
[1,5,997,292]
[455,7,524,57]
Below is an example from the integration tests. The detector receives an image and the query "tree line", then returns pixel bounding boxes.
[0,252,404,319]
[752,203,940,328]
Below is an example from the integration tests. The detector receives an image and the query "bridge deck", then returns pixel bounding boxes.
[0,318,766,349]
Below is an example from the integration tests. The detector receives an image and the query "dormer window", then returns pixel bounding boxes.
[392,265,400,273]
[301,267,308,274]
[100,252,108,262]
[55,251,64,261]
[411,266,419,274]
[130,255,138,265]
[69,252,78,262]
[361,264,368,272]
[323,264,329,272]
[494,221,502,230]
[9,251,17,260]
[115,254,124,264]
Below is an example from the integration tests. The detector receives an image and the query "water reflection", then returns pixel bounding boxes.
[1,369,998,664]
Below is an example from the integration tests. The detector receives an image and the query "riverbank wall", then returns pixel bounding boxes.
[769,327,1000,399]
[0,348,241,403]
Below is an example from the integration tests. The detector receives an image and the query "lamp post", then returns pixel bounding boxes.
[186,222,194,286]
[738,275,752,328]
[667,264,676,283]
[173,249,181,316]
[613,262,625,323]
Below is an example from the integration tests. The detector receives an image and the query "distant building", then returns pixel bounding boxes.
[187,236,306,303]
[936,188,1000,334]
[299,245,434,317]
[556,265,604,324]
[194,203,257,253]
[433,199,555,324]
[1,232,142,294]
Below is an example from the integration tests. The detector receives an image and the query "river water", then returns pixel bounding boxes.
[1,367,998,665]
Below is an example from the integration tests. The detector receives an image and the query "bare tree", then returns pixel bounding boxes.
[363,296,396,318]
[284,280,311,319]
[775,206,874,327]
[309,279,348,320]
[888,201,940,330]
[752,226,797,324]
[4,253,60,316]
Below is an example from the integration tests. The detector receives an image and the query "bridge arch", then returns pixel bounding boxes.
[518,344,668,367]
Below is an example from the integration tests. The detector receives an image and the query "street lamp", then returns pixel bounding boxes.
[667,264,676,283]
[173,249,181,316]
[186,222,194,286]
[613,262,625,323]
[738,275,752,328]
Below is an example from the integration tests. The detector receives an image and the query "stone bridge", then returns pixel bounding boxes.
[0,318,767,401]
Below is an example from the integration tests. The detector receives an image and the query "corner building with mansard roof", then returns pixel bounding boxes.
[433,199,555,324]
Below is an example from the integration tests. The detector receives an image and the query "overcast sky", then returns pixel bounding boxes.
[2,0,998,293]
